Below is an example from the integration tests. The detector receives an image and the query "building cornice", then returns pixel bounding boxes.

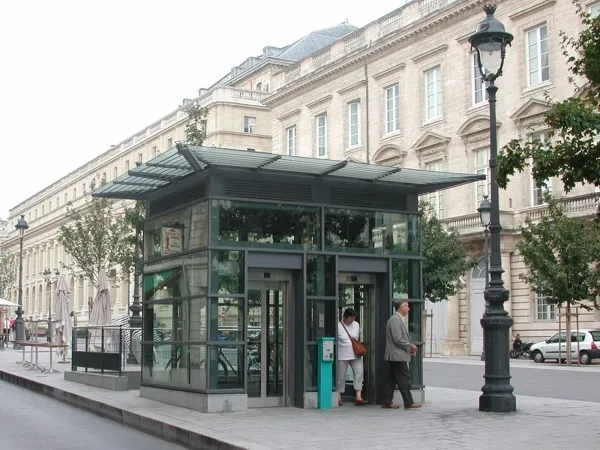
[306,95,333,109]
[337,80,367,95]
[508,0,556,20]
[411,44,449,63]
[277,109,302,121]
[263,0,498,107]
[372,63,406,80]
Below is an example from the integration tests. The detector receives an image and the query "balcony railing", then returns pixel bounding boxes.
[521,192,600,224]
[419,0,451,16]
[441,192,600,235]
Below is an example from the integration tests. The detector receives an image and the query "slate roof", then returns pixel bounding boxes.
[276,23,358,61]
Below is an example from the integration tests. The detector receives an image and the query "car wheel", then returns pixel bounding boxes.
[532,350,545,363]
[580,351,592,365]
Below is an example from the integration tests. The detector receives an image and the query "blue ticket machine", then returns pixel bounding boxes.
[317,337,335,409]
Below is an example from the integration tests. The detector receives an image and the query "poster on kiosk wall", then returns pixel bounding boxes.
[161,227,183,255]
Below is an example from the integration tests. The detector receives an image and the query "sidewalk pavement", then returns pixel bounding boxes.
[0,349,598,450]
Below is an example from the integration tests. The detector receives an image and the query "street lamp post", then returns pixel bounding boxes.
[43,268,60,342]
[478,196,491,361]
[14,215,29,349]
[127,223,142,365]
[468,4,516,413]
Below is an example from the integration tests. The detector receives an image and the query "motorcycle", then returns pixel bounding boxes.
[510,334,533,359]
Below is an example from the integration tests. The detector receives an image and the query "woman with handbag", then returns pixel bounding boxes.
[337,308,367,406]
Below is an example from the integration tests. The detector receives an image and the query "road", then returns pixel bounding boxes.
[1,382,185,450]
[425,359,600,403]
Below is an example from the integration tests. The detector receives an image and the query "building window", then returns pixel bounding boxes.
[472,54,489,105]
[244,116,256,134]
[316,115,327,158]
[256,82,262,91]
[427,161,444,218]
[102,172,107,184]
[534,293,556,322]
[348,102,361,146]
[82,183,86,193]
[167,138,172,149]
[152,146,158,158]
[113,167,118,179]
[138,153,143,164]
[529,131,550,206]
[48,202,52,212]
[385,85,400,133]
[125,160,130,171]
[474,148,490,208]
[73,188,76,199]
[426,66,442,121]
[64,193,68,204]
[527,24,550,86]
[287,126,297,156]
[590,3,600,19]
[247,148,255,152]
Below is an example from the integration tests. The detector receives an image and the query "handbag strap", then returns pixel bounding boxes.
[340,320,354,340]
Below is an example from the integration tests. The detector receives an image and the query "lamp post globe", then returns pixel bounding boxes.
[14,215,29,348]
[468,4,513,81]
[478,196,492,227]
[469,5,517,413]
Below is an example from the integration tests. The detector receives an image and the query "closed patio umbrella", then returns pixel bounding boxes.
[88,270,112,352]
[54,275,72,357]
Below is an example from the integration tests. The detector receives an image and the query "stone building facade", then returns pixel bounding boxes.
[2,0,599,353]
[261,0,600,354]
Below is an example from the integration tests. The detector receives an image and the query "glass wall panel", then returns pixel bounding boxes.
[325,208,419,255]
[208,345,244,390]
[144,201,209,260]
[211,200,320,250]
[209,297,244,341]
[141,343,207,390]
[305,299,335,388]
[392,259,421,299]
[306,254,336,297]
[143,251,208,301]
[210,250,244,294]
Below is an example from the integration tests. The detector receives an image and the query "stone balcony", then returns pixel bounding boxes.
[442,192,600,237]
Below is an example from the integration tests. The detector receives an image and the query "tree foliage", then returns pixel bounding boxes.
[184,100,208,146]
[58,198,131,286]
[0,250,17,299]
[420,201,478,303]
[497,2,600,194]
[117,200,146,279]
[517,195,600,363]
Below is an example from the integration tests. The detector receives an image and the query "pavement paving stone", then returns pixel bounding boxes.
[1,349,599,449]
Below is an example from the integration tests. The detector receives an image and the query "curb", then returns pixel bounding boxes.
[0,370,247,450]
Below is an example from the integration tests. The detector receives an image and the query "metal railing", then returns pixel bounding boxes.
[71,325,125,375]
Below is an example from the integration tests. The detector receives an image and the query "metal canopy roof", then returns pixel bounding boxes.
[92,144,485,200]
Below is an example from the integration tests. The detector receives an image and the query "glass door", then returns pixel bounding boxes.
[338,281,375,403]
[247,280,288,407]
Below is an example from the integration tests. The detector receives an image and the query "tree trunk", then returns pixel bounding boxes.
[566,304,572,366]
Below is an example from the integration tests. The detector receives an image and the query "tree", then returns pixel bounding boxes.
[420,201,478,303]
[58,197,131,286]
[516,196,600,364]
[0,250,17,299]
[116,200,146,280]
[184,100,208,146]
[497,2,600,197]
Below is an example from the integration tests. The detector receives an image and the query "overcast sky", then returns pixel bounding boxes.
[0,0,409,221]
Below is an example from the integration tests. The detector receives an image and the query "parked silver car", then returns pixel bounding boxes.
[530,329,600,364]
